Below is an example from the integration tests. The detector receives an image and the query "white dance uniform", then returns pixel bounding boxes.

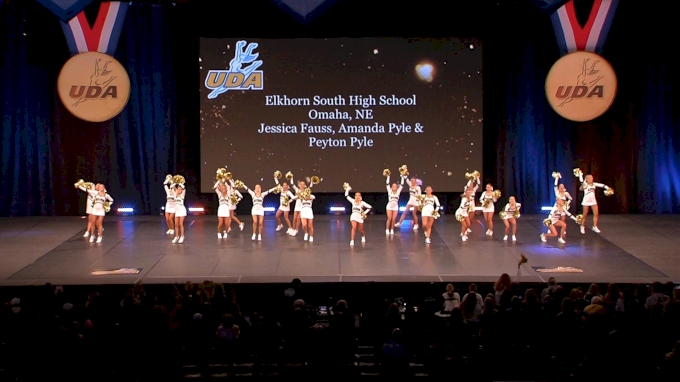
[174,190,187,217]
[229,189,242,211]
[406,184,422,206]
[291,177,313,213]
[385,175,404,211]
[86,190,113,217]
[547,206,576,225]
[245,186,274,216]
[291,194,315,220]
[502,203,521,219]
[164,181,176,214]
[465,179,479,211]
[479,191,497,213]
[213,183,230,219]
[579,174,606,206]
[553,177,573,210]
[455,196,471,220]
[420,194,440,218]
[345,190,372,223]
[78,185,95,214]
[273,178,295,212]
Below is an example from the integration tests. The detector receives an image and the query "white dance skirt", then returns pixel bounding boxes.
[407,196,419,206]
[86,200,93,215]
[481,203,495,213]
[251,205,264,216]
[386,201,399,211]
[421,205,434,218]
[175,205,187,217]
[350,212,364,224]
[165,201,175,214]
[294,200,303,212]
[278,204,290,212]
[92,204,105,217]
[217,205,230,217]
[301,208,314,220]
[581,194,597,206]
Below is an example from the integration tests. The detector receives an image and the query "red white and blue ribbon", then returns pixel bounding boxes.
[550,0,618,55]
[60,1,129,56]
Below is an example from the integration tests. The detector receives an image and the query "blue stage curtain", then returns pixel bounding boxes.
[1,0,186,216]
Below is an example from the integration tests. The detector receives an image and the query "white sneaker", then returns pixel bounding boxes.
[503,235,508,241]
[466,228,472,234]
[276,225,283,231]
[489,230,493,236]
[394,222,401,227]
[89,235,95,243]
[592,226,601,233]
[223,233,228,239]
[257,234,262,241]
[390,229,394,235]
[178,236,184,244]
[361,236,366,243]
[227,227,232,233]
[413,224,419,230]
[350,240,354,246]
[580,225,585,234]
[558,238,566,244]
[169,229,174,235]
[217,233,222,239]
[239,223,244,231]
[462,236,468,242]
[540,234,546,242]
[304,233,309,241]
[485,229,490,235]
[386,229,390,235]
[286,228,291,234]
[172,237,179,244]
[96,236,102,243]
[512,235,517,241]
[251,234,256,240]
[165,229,171,234]
[292,230,298,236]
[309,237,313,242]
[426,238,431,244]
[83,231,90,238]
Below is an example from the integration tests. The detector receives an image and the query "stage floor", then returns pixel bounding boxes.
[0,214,678,286]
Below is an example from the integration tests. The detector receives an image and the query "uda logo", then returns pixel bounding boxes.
[205,40,264,99]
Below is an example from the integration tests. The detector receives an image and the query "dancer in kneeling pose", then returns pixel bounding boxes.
[540,198,580,244]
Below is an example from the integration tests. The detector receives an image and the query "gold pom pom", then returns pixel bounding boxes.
[552,171,561,179]
[343,182,351,191]
[361,210,368,220]
[74,179,85,188]
[604,188,614,196]
[514,210,521,219]
[273,184,282,194]
[492,189,501,199]
[84,182,94,190]
[216,168,227,181]
[573,168,582,177]
[285,171,293,180]
[472,170,480,178]
[499,211,507,220]
[282,195,290,207]
[274,171,282,179]
[104,202,111,213]
[575,214,585,225]
[433,210,440,219]
[230,195,239,205]
[399,165,409,176]
[302,187,312,199]
[383,168,391,177]
[565,200,571,210]
[483,199,491,208]
[455,211,466,221]
[225,172,232,180]
[543,218,553,227]
[311,176,320,185]
[233,180,244,189]
[165,174,173,181]
[465,172,475,180]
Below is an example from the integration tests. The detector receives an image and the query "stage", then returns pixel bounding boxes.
[0,214,678,286]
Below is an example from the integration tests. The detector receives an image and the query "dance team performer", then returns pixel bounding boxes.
[84,183,113,243]
[75,180,96,238]
[500,196,521,241]
[395,166,421,230]
[463,171,480,234]
[172,176,187,244]
[289,173,309,236]
[237,180,277,241]
[274,172,295,234]
[344,184,373,246]
[552,172,573,235]
[213,179,231,239]
[420,186,441,244]
[289,183,316,242]
[479,184,500,236]
[383,169,405,235]
[163,175,176,235]
[575,168,612,234]
[540,199,581,244]
[455,189,473,242]
[227,179,245,233]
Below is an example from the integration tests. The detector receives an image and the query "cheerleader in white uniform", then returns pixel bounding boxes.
[274,178,295,234]
[395,177,421,230]
[214,181,231,239]
[464,175,480,234]
[578,172,610,234]
[241,183,276,241]
[479,184,498,236]
[344,186,373,246]
[76,182,96,238]
[553,173,573,235]
[540,198,579,244]
[502,196,521,241]
[163,177,176,235]
[85,184,113,243]
[385,174,405,235]
[227,180,244,233]
[456,189,473,242]
[420,186,440,244]
[289,190,316,242]
[289,176,313,237]
[172,184,186,244]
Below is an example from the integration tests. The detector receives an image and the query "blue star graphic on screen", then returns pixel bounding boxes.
[205,40,264,99]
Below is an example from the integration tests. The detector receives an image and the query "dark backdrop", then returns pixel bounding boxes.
[1,0,678,216]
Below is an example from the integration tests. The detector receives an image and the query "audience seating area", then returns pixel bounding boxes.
[1,278,679,380]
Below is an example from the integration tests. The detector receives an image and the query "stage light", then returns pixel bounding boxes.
[330,206,345,212]
[263,206,276,212]
[541,206,553,211]
[117,207,134,213]
[161,206,165,211]
[188,207,204,212]
[398,206,415,212]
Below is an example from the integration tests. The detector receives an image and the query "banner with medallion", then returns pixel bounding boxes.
[545,0,619,122]
[56,1,131,122]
